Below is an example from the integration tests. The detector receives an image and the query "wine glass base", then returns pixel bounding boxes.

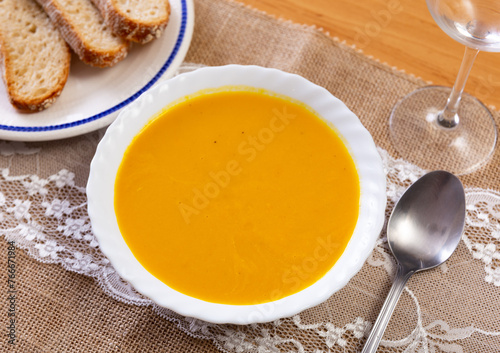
[389,86,497,175]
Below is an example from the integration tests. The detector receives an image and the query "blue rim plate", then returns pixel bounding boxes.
[0,0,194,141]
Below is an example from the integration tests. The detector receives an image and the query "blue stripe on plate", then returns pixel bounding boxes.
[0,0,189,133]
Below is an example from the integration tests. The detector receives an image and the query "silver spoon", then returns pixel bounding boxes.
[361,170,466,353]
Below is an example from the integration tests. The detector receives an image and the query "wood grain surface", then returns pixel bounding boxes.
[236,0,500,109]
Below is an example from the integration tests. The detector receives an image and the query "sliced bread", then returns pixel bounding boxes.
[0,0,71,111]
[90,0,170,44]
[35,0,130,68]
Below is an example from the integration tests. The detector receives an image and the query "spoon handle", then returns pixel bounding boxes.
[361,265,414,353]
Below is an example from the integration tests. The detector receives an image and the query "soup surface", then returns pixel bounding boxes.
[114,87,360,305]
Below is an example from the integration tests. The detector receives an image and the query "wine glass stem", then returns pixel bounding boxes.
[438,46,479,128]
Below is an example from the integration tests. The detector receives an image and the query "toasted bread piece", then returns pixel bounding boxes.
[35,0,129,68]
[90,0,170,44]
[0,0,71,112]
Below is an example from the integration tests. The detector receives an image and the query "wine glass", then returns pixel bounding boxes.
[389,0,499,175]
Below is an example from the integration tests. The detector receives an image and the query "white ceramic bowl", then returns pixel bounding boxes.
[87,65,387,324]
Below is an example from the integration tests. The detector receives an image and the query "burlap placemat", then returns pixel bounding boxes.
[1,0,499,352]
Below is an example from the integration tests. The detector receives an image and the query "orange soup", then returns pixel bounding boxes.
[114,87,360,305]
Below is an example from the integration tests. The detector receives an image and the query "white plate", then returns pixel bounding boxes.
[87,65,387,324]
[0,0,194,142]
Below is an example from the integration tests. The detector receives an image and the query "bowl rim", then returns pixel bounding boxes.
[87,64,387,324]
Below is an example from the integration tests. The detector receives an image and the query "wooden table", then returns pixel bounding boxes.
[237,0,500,109]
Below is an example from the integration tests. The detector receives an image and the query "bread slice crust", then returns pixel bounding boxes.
[35,0,130,68]
[91,0,171,44]
[0,0,71,111]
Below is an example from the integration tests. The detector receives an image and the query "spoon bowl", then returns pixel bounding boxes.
[388,170,466,271]
[362,170,466,353]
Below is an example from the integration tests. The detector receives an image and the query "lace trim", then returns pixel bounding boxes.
[1,96,500,353]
